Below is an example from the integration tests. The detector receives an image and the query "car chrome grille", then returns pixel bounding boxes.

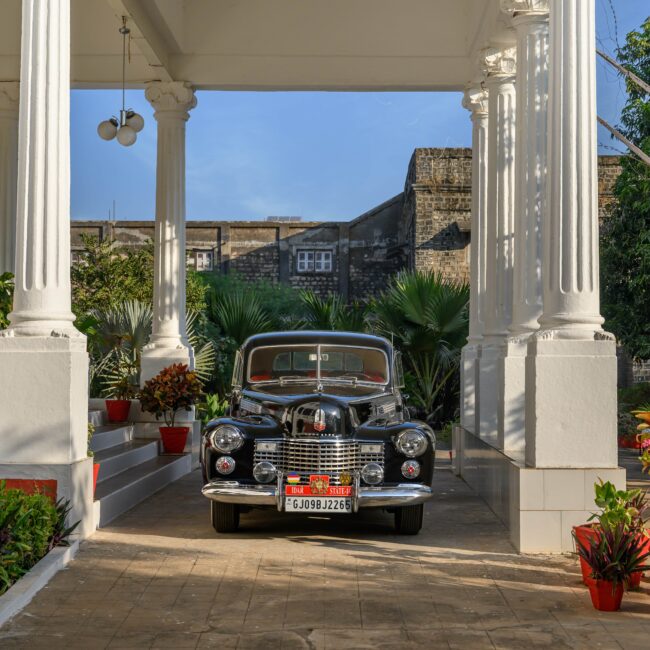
[254,439,384,486]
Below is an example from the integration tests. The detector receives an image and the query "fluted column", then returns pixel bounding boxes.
[141,82,197,382]
[497,2,549,452]
[525,0,617,469]
[6,0,77,336]
[0,83,19,276]
[506,1,548,335]
[477,44,516,444]
[538,0,603,338]
[460,85,489,434]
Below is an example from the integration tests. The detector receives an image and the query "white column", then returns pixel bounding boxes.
[0,83,19,275]
[525,0,617,468]
[460,85,489,435]
[141,82,197,382]
[477,43,516,445]
[499,1,549,451]
[0,0,92,538]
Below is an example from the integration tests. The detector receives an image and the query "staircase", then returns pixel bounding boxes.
[89,409,192,528]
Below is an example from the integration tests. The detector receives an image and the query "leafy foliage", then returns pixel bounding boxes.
[71,235,206,316]
[139,363,204,427]
[198,393,229,427]
[0,271,14,329]
[369,270,469,423]
[601,18,650,358]
[0,484,77,596]
[207,289,273,346]
[299,291,367,332]
[588,480,647,533]
[574,524,649,588]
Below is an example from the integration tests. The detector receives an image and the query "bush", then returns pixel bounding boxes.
[0,272,14,329]
[0,485,77,596]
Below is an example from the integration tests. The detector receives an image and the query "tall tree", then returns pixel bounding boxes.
[601,17,650,359]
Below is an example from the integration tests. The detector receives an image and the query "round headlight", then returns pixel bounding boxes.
[361,462,384,486]
[210,425,244,453]
[253,461,277,484]
[395,430,428,458]
[215,456,235,475]
[401,460,421,479]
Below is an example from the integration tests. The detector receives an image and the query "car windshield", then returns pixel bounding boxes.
[247,344,389,386]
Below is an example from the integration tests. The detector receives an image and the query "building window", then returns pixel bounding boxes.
[187,250,214,271]
[297,250,333,273]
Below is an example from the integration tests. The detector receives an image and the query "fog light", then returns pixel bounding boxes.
[253,461,277,484]
[361,462,384,485]
[401,460,420,479]
[215,456,235,475]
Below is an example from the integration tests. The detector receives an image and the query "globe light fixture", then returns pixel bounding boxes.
[97,17,144,147]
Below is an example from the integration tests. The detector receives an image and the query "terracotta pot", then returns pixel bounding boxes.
[105,399,131,423]
[2,479,57,502]
[588,580,624,611]
[159,426,190,454]
[93,463,100,495]
[629,532,650,588]
[573,524,599,585]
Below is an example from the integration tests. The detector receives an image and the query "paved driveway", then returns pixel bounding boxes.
[1,463,649,649]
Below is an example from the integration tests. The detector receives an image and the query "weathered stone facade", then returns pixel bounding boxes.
[71,148,622,302]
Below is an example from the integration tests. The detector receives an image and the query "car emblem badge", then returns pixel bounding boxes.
[339,472,352,486]
[309,474,330,495]
[313,407,326,432]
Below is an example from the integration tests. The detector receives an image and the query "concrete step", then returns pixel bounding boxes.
[93,454,192,527]
[88,409,106,428]
[93,440,159,484]
[90,424,134,453]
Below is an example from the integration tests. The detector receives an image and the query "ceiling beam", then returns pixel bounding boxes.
[105,0,174,82]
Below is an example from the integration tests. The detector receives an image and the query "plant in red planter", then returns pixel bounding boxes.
[102,351,139,423]
[139,363,203,454]
[574,524,649,611]
[88,422,100,495]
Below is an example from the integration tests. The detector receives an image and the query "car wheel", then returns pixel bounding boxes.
[394,504,423,535]
[211,501,240,533]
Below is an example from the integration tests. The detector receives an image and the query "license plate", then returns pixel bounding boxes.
[285,497,352,513]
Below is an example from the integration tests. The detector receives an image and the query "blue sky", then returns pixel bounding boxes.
[70,1,648,223]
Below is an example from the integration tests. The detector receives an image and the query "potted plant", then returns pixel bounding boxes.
[102,349,139,423]
[139,363,203,454]
[573,480,649,588]
[574,524,649,611]
[88,422,100,495]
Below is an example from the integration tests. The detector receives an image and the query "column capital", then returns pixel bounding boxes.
[501,0,549,18]
[145,81,197,119]
[462,86,489,118]
[0,82,19,114]
[479,45,517,80]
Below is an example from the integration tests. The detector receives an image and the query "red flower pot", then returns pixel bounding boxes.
[105,399,131,423]
[573,524,600,585]
[159,426,190,454]
[93,463,100,495]
[629,532,650,589]
[588,580,624,611]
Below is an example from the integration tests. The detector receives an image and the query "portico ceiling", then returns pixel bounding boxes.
[0,0,509,91]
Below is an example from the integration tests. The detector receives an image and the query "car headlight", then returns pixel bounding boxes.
[253,461,277,484]
[361,462,384,485]
[209,425,244,453]
[395,430,428,458]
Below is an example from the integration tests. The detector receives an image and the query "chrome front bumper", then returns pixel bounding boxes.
[202,480,432,510]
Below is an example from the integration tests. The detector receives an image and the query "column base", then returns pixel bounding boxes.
[498,337,528,452]
[478,342,502,445]
[460,343,480,434]
[0,336,89,464]
[453,425,626,553]
[141,344,192,384]
[525,336,618,468]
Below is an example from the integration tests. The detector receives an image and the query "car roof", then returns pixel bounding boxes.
[241,330,393,354]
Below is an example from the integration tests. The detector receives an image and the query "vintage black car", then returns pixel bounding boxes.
[201,331,435,535]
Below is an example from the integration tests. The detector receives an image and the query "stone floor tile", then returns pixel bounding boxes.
[197,631,240,649]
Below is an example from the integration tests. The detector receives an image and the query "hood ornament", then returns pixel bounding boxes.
[314,407,327,432]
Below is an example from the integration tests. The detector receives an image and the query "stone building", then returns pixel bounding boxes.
[71,149,621,300]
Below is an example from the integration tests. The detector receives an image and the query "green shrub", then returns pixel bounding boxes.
[0,272,14,329]
[0,484,77,596]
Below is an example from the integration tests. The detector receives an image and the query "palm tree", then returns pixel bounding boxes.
[300,290,367,332]
[207,289,272,346]
[369,270,469,421]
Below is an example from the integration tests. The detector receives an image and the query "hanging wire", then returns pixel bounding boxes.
[119,16,130,118]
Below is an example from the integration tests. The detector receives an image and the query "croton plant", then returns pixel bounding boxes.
[633,406,650,474]
[139,363,203,427]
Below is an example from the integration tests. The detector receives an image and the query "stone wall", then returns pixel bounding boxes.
[70,150,622,304]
